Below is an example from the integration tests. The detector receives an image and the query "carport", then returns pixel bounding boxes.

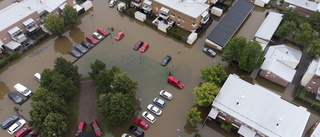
[4,41,22,52]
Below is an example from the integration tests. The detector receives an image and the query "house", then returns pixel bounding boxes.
[254,12,283,45]
[301,59,320,99]
[208,74,310,137]
[143,0,210,32]
[280,0,320,17]
[259,44,302,87]
[205,0,254,51]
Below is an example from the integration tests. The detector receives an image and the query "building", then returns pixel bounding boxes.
[281,0,320,17]
[301,59,320,99]
[246,0,270,7]
[259,44,302,87]
[205,0,254,50]
[208,74,310,137]
[142,0,210,32]
[254,12,283,45]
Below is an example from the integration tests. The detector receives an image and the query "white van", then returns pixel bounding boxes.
[13,83,32,97]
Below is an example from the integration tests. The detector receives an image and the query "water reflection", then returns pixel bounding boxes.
[53,36,73,54]
[68,26,85,44]
[0,81,10,100]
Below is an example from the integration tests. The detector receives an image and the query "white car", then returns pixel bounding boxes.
[147,104,162,116]
[109,0,117,7]
[7,119,26,135]
[121,133,132,137]
[159,90,173,100]
[93,32,103,40]
[34,73,41,81]
[14,83,33,97]
[142,111,156,124]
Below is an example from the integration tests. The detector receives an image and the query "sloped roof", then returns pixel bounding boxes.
[212,74,310,137]
[254,12,283,41]
[206,0,254,47]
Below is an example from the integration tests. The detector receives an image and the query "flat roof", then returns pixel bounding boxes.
[154,0,209,18]
[0,0,66,32]
[254,12,283,41]
[213,74,310,137]
[284,0,320,11]
[206,0,254,47]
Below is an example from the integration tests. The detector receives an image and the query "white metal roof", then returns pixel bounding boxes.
[254,12,283,41]
[260,44,302,82]
[144,0,152,5]
[238,125,256,137]
[311,121,320,137]
[154,0,209,18]
[212,74,310,137]
[284,0,320,11]
[22,18,35,26]
[0,0,66,32]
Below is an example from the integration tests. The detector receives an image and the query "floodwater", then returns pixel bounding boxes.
[0,0,319,137]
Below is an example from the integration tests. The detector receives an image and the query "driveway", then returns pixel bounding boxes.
[78,80,98,123]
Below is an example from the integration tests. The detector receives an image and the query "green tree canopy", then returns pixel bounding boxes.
[44,14,64,36]
[274,21,296,41]
[221,36,247,63]
[200,63,228,87]
[308,11,320,32]
[42,113,68,137]
[193,82,220,107]
[89,59,106,80]
[54,57,81,85]
[112,71,138,97]
[295,23,317,50]
[282,7,301,25]
[97,93,136,125]
[96,65,121,93]
[186,107,202,126]
[62,4,78,25]
[309,39,320,58]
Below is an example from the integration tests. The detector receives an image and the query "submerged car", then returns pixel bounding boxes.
[86,36,98,44]
[147,104,162,116]
[34,73,41,82]
[69,49,82,58]
[74,45,88,54]
[167,76,184,89]
[134,118,149,130]
[160,55,171,66]
[7,119,26,135]
[159,90,173,100]
[133,40,144,51]
[153,97,166,108]
[81,41,93,49]
[97,28,110,36]
[109,0,117,7]
[14,125,32,137]
[1,115,19,129]
[203,48,216,57]
[129,126,144,137]
[93,32,103,40]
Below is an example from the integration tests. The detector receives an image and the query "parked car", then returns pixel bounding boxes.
[153,97,166,108]
[121,133,132,137]
[129,126,144,137]
[74,45,88,54]
[203,48,216,57]
[81,41,93,49]
[142,111,156,123]
[97,28,110,36]
[86,36,98,44]
[24,130,38,137]
[134,118,149,130]
[7,92,24,105]
[93,32,103,40]
[115,32,124,40]
[69,49,82,58]
[1,114,19,129]
[14,125,31,137]
[14,83,32,97]
[167,76,184,89]
[76,121,86,136]
[7,119,26,135]
[147,104,162,116]
[160,55,171,66]
[90,120,102,136]
[109,0,117,7]
[139,43,149,53]
[133,40,144,51]
[34,73,41,81]
[159,90,173,100]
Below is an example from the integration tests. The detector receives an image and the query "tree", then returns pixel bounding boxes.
[97,93,136,125]
[44,14,64,36]
[95,66,121,93]
[295,23,317,50]
[112,71,138,97]
[186,107,202,126]
[89,59,106,80]
[62,4,78,25]
[193,82,220,107]
[221,36,247,63]
[309,39,320,58]
[42,113,68,137]
[282,7,301,25]
[274,21,296,41]
[54,57,81,85]
[238,41,264,72]
[308,11,320,32]
[200,63,228,87]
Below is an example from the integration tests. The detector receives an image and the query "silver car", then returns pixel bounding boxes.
[147,104,162,116]
[159,90,173,100]
[203,48,216,57]
[142,111,156,123]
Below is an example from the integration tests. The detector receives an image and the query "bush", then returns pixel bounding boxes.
[221,122,232,132]
[0,52,20,67]
[194,133,201,137]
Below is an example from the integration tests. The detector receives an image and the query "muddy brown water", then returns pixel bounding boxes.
[0,0,319,137]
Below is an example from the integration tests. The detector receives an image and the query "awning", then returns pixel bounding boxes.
[208,108,219,119]
[59,3,67,10]
[201,11,209,18]
[5,41,21,51]
[15,34,27,43]
[8,26,21,35]
[143,0,152,5]
[81,1,93,11]
[238,125,256,137]
[160,7,169,13]
[23,18,35,26]
[73,4,84,12]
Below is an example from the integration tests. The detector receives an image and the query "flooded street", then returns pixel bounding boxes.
[0,0,319,137]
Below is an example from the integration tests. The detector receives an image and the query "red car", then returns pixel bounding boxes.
[115,32,124,41]
[90,120,102,136]
[133,40,144,51]
[14,125,31,137]
[167,76,184,89]
[134,118,149,130]
[76,121,86,136]
[97,28,110,36]
[139,43,149,53]
[86,36,97,44]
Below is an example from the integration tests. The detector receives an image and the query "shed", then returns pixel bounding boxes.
[187,33,198,45]
[4,41,22,52]
[81,1,93,11]
[135,11,146,22]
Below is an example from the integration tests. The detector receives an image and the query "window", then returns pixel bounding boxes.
[181,25,184,28]
[170,13,175,18]
[313,80,316,84]
[177,22,180,26]
[192,23,196,27]
[308,86,312,89]
[156,7,158,11]
[178,17,180,21]
[182,19,184,22]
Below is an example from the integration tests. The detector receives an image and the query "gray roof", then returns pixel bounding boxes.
[206,0,254,47]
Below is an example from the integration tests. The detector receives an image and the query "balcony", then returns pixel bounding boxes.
[142,0,152,12]
[200,11,210,24]
[8,26,28,43]
[159,7,169,20]
[23,18,38,33]
[152,17,174,33]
